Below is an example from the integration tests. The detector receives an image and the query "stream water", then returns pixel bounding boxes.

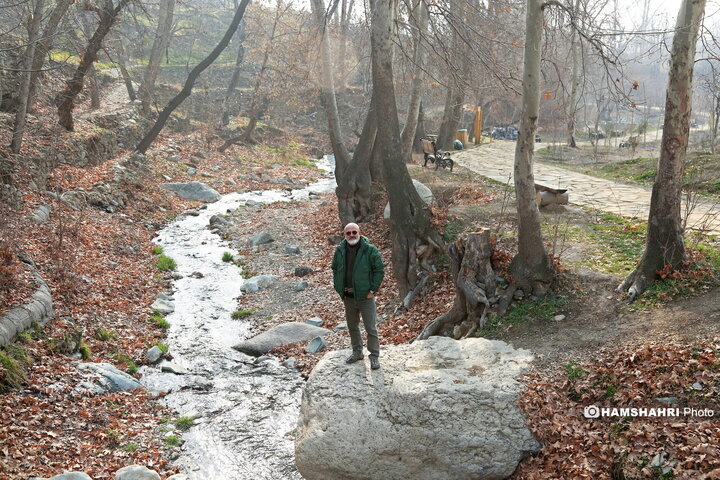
[140,158,335,479]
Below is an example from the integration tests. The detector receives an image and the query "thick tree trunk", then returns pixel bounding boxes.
[618,0,705,301]
[55,0,130,131]
[311,0,373,224]
[371,0,443,298]
[309,0,351,181]
[436,86,464,150]
[510,0,553,296]
[417,230,497,339]
[11,0,44,154]
[138,0,175,115]
[135,0,252,153]
[399,0,427,161]
[336,95,376,224]
[26,0,73,112]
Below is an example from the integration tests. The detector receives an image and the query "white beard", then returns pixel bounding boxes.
[347,237,360,246]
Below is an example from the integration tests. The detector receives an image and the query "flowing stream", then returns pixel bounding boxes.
[140,158,335,479]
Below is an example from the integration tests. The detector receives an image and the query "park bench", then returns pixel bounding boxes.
[420,137,454,171]
[619,136,639,151]
[535,183,569,207]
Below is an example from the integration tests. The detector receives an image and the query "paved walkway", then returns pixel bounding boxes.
[454,140,720,236]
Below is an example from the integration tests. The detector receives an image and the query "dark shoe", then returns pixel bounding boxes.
[370,357,380,370]
[346,352,364,364]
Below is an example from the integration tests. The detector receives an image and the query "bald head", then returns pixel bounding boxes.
[343,223,360,245]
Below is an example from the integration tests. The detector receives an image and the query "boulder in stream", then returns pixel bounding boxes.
[160,181,221,202]
[233,322,331,356]
[113,465,161,480]
[294,336,539,480]
[76,362,142,392]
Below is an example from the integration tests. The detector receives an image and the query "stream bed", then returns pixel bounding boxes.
[140,158,335,479]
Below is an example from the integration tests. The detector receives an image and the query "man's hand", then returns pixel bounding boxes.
[367,291,375,299]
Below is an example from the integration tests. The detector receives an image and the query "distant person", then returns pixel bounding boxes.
[331,223,385,369]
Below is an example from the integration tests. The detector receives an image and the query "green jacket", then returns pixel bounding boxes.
[332,236,384,299]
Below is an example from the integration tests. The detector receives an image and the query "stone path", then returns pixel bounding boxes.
[454,140,720,236]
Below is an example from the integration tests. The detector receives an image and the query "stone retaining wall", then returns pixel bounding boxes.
[0,270,53,345]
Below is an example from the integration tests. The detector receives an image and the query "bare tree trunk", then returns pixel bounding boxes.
[310,0,351,181]
[436,85,464,150]
[88,64,100,110]
[136,0,252,153]
[413,101,426,153]
[242,0,283,143]
[138,0,175,115]
[618,0,705,301]
[566,0,580,148]
[27,0,73,112]
[114,41,136,101]
[510,0,553,296]
[337,0,354,85]
[55,0,130,131]
[399,0,427,162]
[221,18,247,126]
[336,95,376,224]
[371,0,443,298]
[417,230,497,339]
[11,0,45,154]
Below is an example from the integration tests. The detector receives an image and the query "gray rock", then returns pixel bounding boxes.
[384,179,434,219]
[295,337,539,480]
[333,322,347,332]
[47,473,93,480]
[161,182,221,203]
[553,314,566,322]
[241,275,279,293]
[294,281,309,292]
[245,199,260,207]
[113,465,161,480]
[233,322,331,356]
[248,232,274,246]
[161,362,189,375]
[295,266,313,277]
[656,396,678,404]
[146,346,164,363]
[328,234,343,245]
[285,245,301,254]
[306,317,324,327]
[692,382,703,391]
[305,336,326,354]
[200,172,213,178]
[151,298,174,314]
[186,167,197,175]
[77,362,142,392]
[282,357,297,368]
[167,475,190,480]
[31,205,51,223]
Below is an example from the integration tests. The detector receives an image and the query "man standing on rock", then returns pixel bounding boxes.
[332,223,384,370]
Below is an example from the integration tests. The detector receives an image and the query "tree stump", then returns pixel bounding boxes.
[417,229,497,340]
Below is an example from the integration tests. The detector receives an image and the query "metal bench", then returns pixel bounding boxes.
[420,137,454,171]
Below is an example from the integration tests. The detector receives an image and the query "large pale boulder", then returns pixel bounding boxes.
[383,179,433,219]
[295,336,539,480]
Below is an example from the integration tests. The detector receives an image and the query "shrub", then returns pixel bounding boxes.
[231,308,254,320]
[96,328,117,341]
[0,345,29,392]
[151,245,164,255]
[156,254,177,271]
[79,342,92,360]
[222,251,234,262]
[175,416,195,431]
[150,313,170,329]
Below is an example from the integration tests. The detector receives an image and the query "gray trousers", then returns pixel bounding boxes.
[343,296,380,358]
